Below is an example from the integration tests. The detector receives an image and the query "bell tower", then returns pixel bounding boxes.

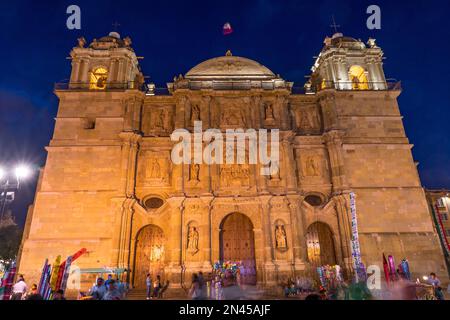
[68,32,144,90]
[308,33,387,91]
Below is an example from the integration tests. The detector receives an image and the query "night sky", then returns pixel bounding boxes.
[1,0,449,226]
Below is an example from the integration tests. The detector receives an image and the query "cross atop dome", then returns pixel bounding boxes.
[330,15,341,34]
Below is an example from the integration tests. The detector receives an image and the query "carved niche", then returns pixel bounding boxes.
[297,150,330,184]
[184,97,209,128]
[142,105,174,136]
[275,224,288,250]
[291,104,321,133]
[212,97,250,129]
[187,221,199,255]
[139,151,171,186]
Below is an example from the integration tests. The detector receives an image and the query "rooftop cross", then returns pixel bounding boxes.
[112,21,121,31]
[330,15,341,34]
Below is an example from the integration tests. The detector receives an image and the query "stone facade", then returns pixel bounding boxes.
[18,32,448,292]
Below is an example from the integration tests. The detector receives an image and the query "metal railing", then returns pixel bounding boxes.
[172,79,291,91]
[312,80,402,92]
[54,80,401,96]
[54,81,148,92]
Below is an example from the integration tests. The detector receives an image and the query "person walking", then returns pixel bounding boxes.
[10,275,27,300]
[105,274,113,290]
[89,277,107,300]
[427,272,444,299]
[152,275,161,299]
[198,271,207,300]
[103,280,121,300]
[146,274,152,300]
[189,273,202,300]
[25,284,43,300]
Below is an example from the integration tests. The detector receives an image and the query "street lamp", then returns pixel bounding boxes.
[0,164,33,221]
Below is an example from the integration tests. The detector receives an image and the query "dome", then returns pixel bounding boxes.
[185,52,276,80]
[327,33,365,49]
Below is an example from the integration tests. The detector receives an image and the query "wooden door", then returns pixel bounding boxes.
[306,222,337,267]
[133,225,165,289]
[220,213,256,285]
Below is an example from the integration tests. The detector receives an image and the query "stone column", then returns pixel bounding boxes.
[112,198,135,282]
[201,196,214,270]
[70,59,81,83]
[334,194,354,277]
[166,197,185,288]
[80,59,89,83]
[281,132,297,192]
[117,60,125,86]
[119,132,142,198]
[286,195,306,273]
[260,196,276,286]
[324,130,348,193]
[108,58,117,85]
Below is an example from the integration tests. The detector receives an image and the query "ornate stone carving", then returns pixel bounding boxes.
[293,106,320,130]
[220,164,250,187]
[187,225,199,255]
[275,225,287,250]
[189,163,200,182]
[154,109,166,130]
[144,157,169,184]
[264,102,275,123]
[305,156,320,177]
[148,158,161,179]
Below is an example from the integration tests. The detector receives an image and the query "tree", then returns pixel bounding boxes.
[0,212,23,261]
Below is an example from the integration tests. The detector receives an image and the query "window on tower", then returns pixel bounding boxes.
[89,67,108,90]
[349,65,369,90]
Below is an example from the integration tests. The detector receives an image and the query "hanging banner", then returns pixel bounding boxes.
[349,192,366,281]
[432,204,450,256]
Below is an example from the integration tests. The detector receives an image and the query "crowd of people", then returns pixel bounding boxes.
[80,274,129,300]
[6,270,449,300]
[145,274,169,299]
[9,275,66,300]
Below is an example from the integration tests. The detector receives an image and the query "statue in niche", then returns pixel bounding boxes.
[275,225,287,249]
[154,109,166,130]
[264,103,275,121]
[189,164,200,182]
[187,226,199,254]
[305,156,320,177]
[306,109,319,128]
[148,158,161,179]
[268,160,281,181]
[190,104,201,123]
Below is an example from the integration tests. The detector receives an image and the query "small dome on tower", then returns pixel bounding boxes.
[108,31,121,39]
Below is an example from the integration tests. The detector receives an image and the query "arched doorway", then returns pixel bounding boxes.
[133,225,165,289]
[220,213,256,285]
[306,222,337,267]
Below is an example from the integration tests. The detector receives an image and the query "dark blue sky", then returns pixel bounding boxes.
[1,0,449,226]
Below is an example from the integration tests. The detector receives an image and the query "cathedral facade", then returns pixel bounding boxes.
[18,31,448,291]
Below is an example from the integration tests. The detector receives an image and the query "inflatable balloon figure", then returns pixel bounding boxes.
[223,22,233,35]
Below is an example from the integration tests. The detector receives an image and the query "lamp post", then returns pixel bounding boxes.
[0,165,32,222]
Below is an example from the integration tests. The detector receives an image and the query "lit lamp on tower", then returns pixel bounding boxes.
[0,164,33,221]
